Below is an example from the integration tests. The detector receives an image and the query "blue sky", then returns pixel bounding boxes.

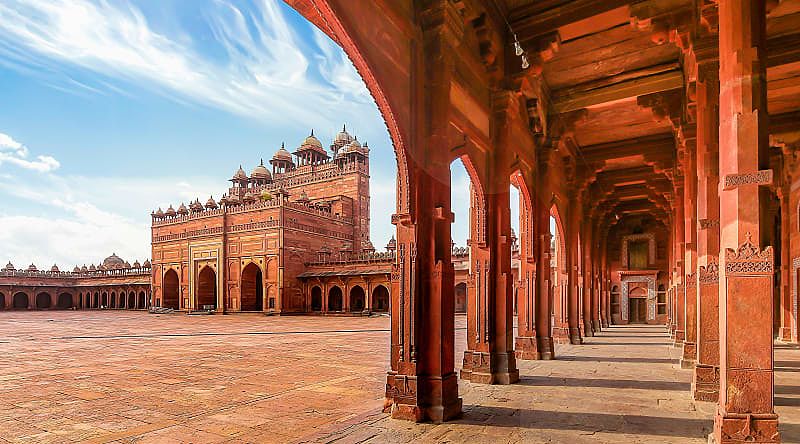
[0,0,516,268]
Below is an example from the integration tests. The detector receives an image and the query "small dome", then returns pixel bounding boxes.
[295,130,328,156]
[165,205,177,217]
[362,240,375,252]
[177,203,188,215]
[73,266,81,273]
[251,159,272,180]
[103,253,125,269]
[386,235,397,251]
[190,199,204,212]
[89,264,96,272]
[3,261,14,271]
[271,142,294,163]
[154,208,164,218]
[27,264,38,272]
[227,193,241,205]
[50,264,59,273]
[124,261,131,269]
[133,260,141,268]
[205,196,218,209]
[232,165,248,181]
[142,259,151,268]
[81,265,88,272]
[242,190,257,203]
[334,124,353,144]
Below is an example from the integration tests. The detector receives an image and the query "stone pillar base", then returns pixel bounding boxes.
[552,326,571,344]
[711,410,779,443]
[515,335,538,360]
[461,351,520,384]
[384,372,462,423]
[673,329,685,347]
[692,363,720,402]
[569,327,582,345]
[680,342,696,369]
[536,336,555,360]
[600,319,609,328]
[778,327,793,343]
[592,320,601,331]
[584,321,594,336]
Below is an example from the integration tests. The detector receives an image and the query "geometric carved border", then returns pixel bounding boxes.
[620,274,656,321]
[621,233,656,268]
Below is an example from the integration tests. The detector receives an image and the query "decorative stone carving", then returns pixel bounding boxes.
[686,272,696,286]
[722,169,773,190]
[699,260,719,284]
[699,218,719,229]
[620,233,657,268]
[792,257,800,335]
[724,232,774,275]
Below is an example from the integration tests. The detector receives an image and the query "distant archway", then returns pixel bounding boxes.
[349,286,365,312]
[101,292,108,308]
[455,282,467,313]
[13,292,28,309]
[57,293,72,309]
[311,286,323,311]
[371,285,389,312]
[110,292,117,309]
[328,286,343,312]
[128,292,136,309]
[93,292,99,308]
[36,292,51,309]
[196,266,217,310]
[241,263,264,311]
[163,269,179,309]
[139,291,146,309]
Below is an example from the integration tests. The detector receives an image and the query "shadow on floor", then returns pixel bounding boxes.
[455,405,712,438]
[556,355,678,364]
[518,376,689,391]
[775,396,800,407]
[586,342,672,346]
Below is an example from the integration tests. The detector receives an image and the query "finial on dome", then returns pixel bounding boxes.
[343,123,346,132]
[260,158,264,166]
[310,129,314,137]
[281,142,285,149]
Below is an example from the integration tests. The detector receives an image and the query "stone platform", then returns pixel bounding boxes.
[0,312,797,443]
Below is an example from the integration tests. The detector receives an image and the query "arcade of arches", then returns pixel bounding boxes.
[287,0,800,441]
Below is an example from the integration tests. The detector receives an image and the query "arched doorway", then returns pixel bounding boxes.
[57,293,72,309]
[311,286,323,311]
[0,292,4,310]
[349,286,365,312]
[13,292,28,309]
[36,292,51,309]
[101,292,108,308]
[455,282,467,313]
[371,285,389,312]
[241,263,263,311]
[139,291,146,309]
[628,287,648,324]
[196,266,217,310]
[128,292,136,309]
[328,286,343,312]
[163,269,179,309]
[93,292,99,308]
[110,292,117,309]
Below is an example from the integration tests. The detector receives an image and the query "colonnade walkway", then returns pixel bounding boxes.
[0,312,798,443]
[312,323,800,443]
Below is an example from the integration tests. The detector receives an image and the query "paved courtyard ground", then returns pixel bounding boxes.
[0,312,798,443]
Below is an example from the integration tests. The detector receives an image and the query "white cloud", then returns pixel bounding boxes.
[0,132,60,172]
[0,0,375,128]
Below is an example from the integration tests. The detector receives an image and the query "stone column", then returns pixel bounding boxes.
[566,193,583,344]
[713,0,779,441]
[534,149,555,359]
[461,184,491,379]
[778,184,792,342]
[682,132,698,367]
[514,172,538,359]
[384,1,461,422]
[693,46,721,402]
[673,181,686,346]
[583,224,594,335]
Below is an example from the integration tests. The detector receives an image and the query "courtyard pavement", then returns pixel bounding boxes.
[0,312,797,443]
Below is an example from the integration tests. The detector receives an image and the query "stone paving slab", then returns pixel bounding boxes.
[0,312,798,443]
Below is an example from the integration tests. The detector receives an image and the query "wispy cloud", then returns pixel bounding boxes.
[0,132,60,172]
[0,0,374,128]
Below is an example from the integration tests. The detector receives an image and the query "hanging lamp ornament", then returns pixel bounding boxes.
[513,34,523,56]
[521,54,530,70]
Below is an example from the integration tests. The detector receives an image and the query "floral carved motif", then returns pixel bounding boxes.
[686,272,696,286]
[722,169,773,190]
[699,219,719,229]
[699,260,719,284]
[620,274,656,321]
[724,233,774,275]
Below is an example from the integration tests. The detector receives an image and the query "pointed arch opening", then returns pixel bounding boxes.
[36,292,51,309]
[328,286,343,312]
[349,285,365,312]
[371,285,389,312]
[311,286,323,312]
[196,266,217,310]
[57,293,72,309]
[13,292,28,309]
[162,269,180,309]
[241,263,264,312]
